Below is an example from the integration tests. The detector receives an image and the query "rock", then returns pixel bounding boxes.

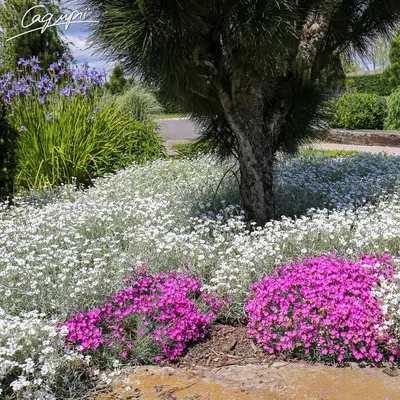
[250,341,258,353]
[271,361,289,369]
[154,385,163,393]
[383,368,399,377]
[222,338,237,353]
[348,362,359,369]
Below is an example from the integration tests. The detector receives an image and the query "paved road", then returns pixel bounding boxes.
[157,118,198,149]
[157,118,400,155]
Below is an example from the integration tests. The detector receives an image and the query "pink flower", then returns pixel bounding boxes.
[60,265,229,363]
[245,254,398,364]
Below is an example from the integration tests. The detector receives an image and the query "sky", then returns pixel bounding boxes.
[60,1,114,75]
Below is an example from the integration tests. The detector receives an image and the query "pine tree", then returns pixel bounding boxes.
[105,64,128,94]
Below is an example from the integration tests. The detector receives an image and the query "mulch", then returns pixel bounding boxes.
[168,324,275,369]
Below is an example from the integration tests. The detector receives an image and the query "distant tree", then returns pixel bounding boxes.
[105,64,128,94]
[369,36,391,70]
[85,0,400,225]
[0,0,69,73]
[384,30,400,88]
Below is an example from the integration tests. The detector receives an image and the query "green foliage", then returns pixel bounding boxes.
[12,96,166,189]
[384,30,400,89]
[331,93,387,130]
[84,0,400,223]
[171,141,215,159]
[346,74,392,96]
[153,89,188,114]
[171,142,361,160]
[384,88,400,130]
[342,59,360,74]
[13,95,133,188]
[0,0,69,73]
[122,121,167,164]
[84,0,400,155]
[299,148,360,158]
[116,86,163,122]
[0,99,18,201]
[105,64,128,95]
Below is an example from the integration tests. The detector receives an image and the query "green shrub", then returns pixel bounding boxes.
[346,74,391,96]
[171,140,215,159]
[384,88,400,130]
[119,121,167,165]
[0,99,18,201]
[331,93,387,130]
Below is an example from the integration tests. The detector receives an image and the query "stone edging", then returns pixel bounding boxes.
[325,129,400,147]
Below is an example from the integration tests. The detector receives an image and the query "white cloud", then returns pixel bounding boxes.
[59,1,114,74]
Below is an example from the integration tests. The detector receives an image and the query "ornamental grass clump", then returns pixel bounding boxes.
[0,55,164,189]
[245,254,400,364]
[60,265,227,366]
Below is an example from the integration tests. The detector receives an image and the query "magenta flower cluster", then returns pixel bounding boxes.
[245,254,400,363]
[60,265,227,362]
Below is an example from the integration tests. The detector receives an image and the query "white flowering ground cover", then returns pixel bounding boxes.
[2,152,400,398]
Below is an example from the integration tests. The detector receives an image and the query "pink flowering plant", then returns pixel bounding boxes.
[60,265,227,366]
[245,254,400,364]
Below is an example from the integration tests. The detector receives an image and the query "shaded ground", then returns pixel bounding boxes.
[94,325,400,400]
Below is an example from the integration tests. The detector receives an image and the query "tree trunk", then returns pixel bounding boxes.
[219,87,286,226]
[236,130,277,226]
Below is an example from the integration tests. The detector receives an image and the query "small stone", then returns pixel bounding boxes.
[383,368,399,377]
[250,341,258,353]
[272,361,289,369]
[222,338,237,353]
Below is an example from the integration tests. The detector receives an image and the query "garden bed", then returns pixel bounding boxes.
[2,152,400,398]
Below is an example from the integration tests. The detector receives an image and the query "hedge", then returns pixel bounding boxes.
[345,73,391,97]
[330,93,387,130]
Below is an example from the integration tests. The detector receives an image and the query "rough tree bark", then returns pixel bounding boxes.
[217,1,343,226]
[219,83,288,225]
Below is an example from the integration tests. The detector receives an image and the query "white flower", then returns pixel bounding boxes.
[2,153,400,396]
